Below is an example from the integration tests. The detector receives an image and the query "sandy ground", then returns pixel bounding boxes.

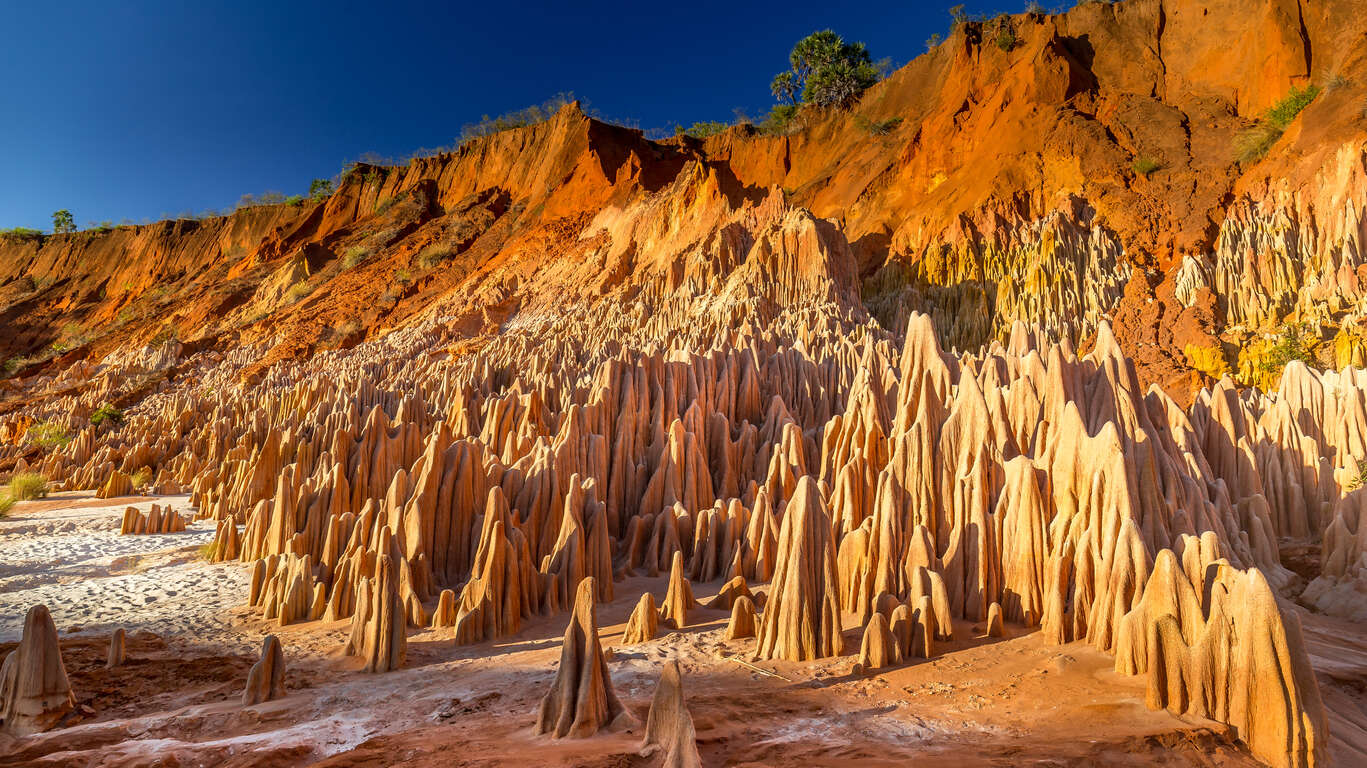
[1,495,1364,766]
[0,493,250,644]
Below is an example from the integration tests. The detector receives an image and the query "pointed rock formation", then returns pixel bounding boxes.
[242,634,286,706]
[345,548,406,673]
[623,593,659,644]
[754,476,843,661]
[639,660,702,768]
[659,551,697,629]
[106,628,126,669]
[536,577,625,739]
[854,612,901,674]
[0,605,75,735]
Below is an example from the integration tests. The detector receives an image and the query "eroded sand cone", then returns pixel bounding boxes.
[639,660,702,768]
[345,551,406,673]
[659,551,697,629]
[430,589,457,628]
[985,602,1004,638]
[0,605,75,735]
[623,593,659,644]
[106,628,126,669]
[706,575,752,610]
[242,634,286,706]
[754,477,843,661]
[854,612,901,674]
[536,577,625,738]
[725,595,757,640]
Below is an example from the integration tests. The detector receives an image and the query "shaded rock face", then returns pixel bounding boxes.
[0,605,76,735]
[242,634,286,706]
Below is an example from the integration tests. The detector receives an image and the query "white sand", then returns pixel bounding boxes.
[0,494,250,642]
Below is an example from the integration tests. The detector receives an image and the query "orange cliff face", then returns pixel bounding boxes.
[1,0,1365,405]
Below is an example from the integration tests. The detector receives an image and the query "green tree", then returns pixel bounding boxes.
[771,30,882,109]
[51,209,75,234]
[309,178,335,200]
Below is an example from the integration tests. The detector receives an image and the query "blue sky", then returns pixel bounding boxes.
[1,0,1009,231]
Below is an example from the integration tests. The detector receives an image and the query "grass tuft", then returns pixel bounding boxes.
[10,472,49,501]
[1234,85,1321,164]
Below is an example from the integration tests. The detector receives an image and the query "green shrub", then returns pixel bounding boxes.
[285,194,304,206]
[990,16,1018,51]
[1258,322,1314,381]
[395,268,412,284]
[10,472,48,501]
[91,403,125,429]
[0,493,13,517]
[28,421,71,450]
[130,467,153,489]
[1132,156,1162,177]
[1349,461,1367,491]
[287,281,313,302]
[309,178,335,200]
[1234,85,1321,164]
[925,33,943,51]
[374,197,396,215]
[0,226,44,242]
[759,104,802,136]
[856,115,903,136]
[197,540,217,561]
[683,121,728,139]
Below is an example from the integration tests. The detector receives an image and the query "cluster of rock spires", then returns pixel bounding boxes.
[9,256,1361,765]
[118,503,186,534]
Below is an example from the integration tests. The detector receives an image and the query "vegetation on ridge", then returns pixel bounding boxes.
[1234,84,1321,164]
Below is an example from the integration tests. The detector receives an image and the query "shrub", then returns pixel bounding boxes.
[28,421,71,450]
[309,178,335,200]
[287,281,313,302]
[926,33,943,51]
[91,403,125,429]
[395,268,412,284]
[683,121,728,139]
[0,493,13,517]
[374,196,396,215]
[1234,85,1321,164]
[1349,461,1367,491]
[1258,322,1314,381]
[285,194,304,206]
[990,16,1018,51]
[856,115,903,135]
[343,246,371,268]
[130,467,153,489]
[771,30,882,109]
[458,92,576,143]
[418,244,454,269]
[759,104,802,136]
[197,540,217,561]
[1132,156,1162,177]
[10,472,49,501]
[0,227,44,242]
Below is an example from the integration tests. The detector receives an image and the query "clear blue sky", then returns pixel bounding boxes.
[1,0,1008,231]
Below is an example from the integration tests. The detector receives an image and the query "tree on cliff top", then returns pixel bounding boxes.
[51,209,75,234]
[771,30,882,109]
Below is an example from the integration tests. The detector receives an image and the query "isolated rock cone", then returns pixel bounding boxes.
[986,602,1004,638]
[106,628,126,669]
[242,634,286,706]
[725,596,757,640]
[345,549,407,673]
[536,577,625,738]
[623,593,659,644]
[659,551,697,629]
[0,605,76,735]
[754,477,843,661]
[639,659,702,768]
